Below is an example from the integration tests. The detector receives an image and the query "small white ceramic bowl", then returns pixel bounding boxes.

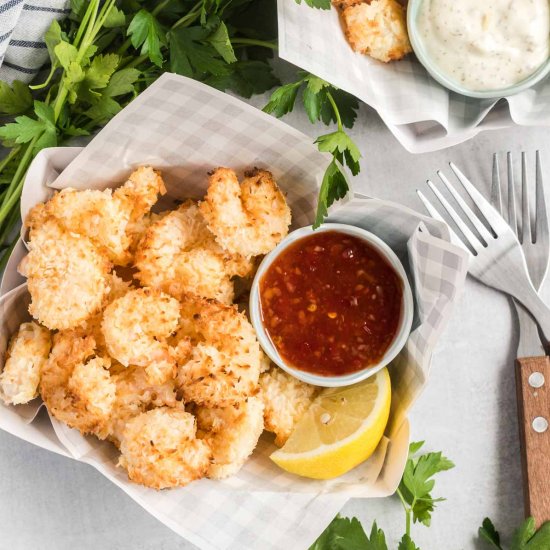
[249,224,414,387]
[407,0,550,99]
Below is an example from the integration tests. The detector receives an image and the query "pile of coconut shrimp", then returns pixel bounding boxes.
[0,166,319,489]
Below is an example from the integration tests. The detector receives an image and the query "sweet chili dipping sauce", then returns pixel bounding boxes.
[259,231,403,377]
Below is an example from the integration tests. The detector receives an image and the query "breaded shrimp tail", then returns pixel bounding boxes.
[175,294,262,407]
[0,322,51,405]
[200,168,291,258]
[119,407,211,489]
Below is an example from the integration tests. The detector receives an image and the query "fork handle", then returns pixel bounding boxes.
[515,287,550,346]
[516,356,550,526]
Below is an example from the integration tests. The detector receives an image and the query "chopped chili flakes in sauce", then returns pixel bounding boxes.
[259,231,403,377]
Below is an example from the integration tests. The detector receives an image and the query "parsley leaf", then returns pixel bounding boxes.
[309,516,369,550]
[127,9,165,67]
[207,21,237,63]
[169,27,229,78]
[398,534,421,550]
[366,521,389,550]
[103,68,140,97]
[479,517,550,550]
[479,518,503,549]
[104,5,126,28]
[314,158,349,228]
[263,80,303,118]
[398,442,455,527]
[295,0,332,9]
[315,130,361,176]
[206,61,279,98]
[0,80,32,115]
[0,101,57,151]
[319,87,359,129]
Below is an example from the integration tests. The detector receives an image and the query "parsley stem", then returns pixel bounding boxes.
[0,200,20,247]
[0,234,17,272]
[396,487,412,537]
[92,0,117,37]
[152,0,173,16]
[326,91,343,132]
[74,0,98,49]
[0,147,21,175]
[172,2,202,30]
[231,38,278,50]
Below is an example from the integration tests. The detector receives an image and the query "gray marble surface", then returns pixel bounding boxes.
[1,91,548,549]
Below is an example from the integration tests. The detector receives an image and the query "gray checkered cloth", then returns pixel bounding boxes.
[278,0,550,153]
[0,0,69,84]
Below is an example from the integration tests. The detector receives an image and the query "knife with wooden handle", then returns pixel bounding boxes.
[515,303,550,526]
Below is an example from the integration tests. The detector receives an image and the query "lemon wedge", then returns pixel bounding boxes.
[270,367,391,479]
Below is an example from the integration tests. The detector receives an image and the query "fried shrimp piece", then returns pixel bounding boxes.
[102,288,180,384]
[19,216,111,330]
[0,322,51,405]
[113,166,167,223]
[200,168,291,258]
[40,331,115,438]
[259,367,318,447]
[175,295,262,407]
[342,0,411,62]
[36,167,166,265]
[119,407,211,489]
[196,397,264,479]
[107,366,183,446]
[134,201,251,304]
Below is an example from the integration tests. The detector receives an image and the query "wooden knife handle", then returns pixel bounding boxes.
[516,356,550,526]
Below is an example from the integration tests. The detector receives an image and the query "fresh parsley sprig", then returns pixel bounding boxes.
[263,72,361,227]
[479,517,550,550]
[0,0,281,263]
[309,442,455,550]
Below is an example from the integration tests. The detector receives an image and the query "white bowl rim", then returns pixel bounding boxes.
[249,223,414,387]
[406,0,550,100]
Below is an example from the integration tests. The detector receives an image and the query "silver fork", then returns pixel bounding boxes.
[417,162,550,344]
[491,151,549,356]
[491,152,550,524]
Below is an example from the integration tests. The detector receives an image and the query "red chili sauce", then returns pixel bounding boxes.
[259,231,403,377]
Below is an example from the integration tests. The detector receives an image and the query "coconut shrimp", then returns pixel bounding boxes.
[36,166,166,265]
[0,322,51,405]
[200,168,291,258]
[175,294,262,407]
[19,215,111,330]
[196,397,264,479]
[259,367,318,447]
[39,331,115,438]
[119,407,211,489]
[101,288,180,384]
[107,365,183,446]
[134,201,252,304]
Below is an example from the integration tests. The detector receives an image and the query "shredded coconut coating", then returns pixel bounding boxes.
[101,288,180,384]
[175,295,262,407]
[40,331,115,438]
[196,396,264,479]
[20,217,111,330]
[107,365,183,446]
[259,367,318,447]
[113,166,167,223]
[134,201,251,304]
[119,407,211,489]
[32,167,166,266]
[0,322,51,405]
[200,168,291,258]
[342,0,411,63]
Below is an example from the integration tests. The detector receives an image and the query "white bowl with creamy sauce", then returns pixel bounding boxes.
[407,0,550,98]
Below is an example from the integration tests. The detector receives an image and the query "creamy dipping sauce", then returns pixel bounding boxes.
[416,0,550,91]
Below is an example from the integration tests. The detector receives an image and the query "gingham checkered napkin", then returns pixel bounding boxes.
[0,74,469,550]
[277,0,550,153]
[0,0,69,84]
